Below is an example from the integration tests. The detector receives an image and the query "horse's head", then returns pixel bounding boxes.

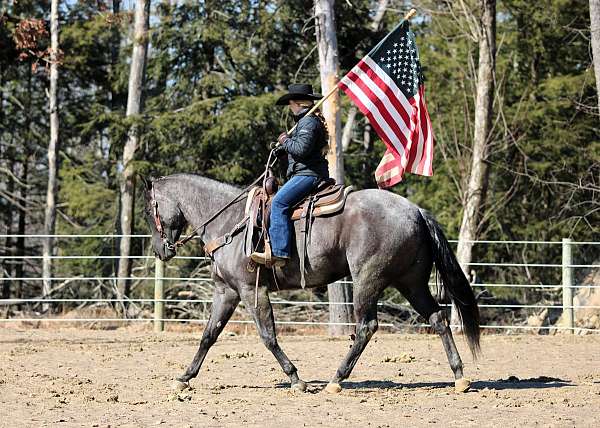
[141,176,187,261]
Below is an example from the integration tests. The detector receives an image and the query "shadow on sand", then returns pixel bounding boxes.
[276,376,573,392]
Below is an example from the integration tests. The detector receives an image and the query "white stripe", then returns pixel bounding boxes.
[376,166,401,184]
[363,56,413,113]
[363,56,419,172]
[351,62,412,144]
[340,76,407,162]
[378,151,396,165]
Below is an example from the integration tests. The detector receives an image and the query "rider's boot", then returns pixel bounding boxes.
[250,251,288,268]
[251,240,288,268]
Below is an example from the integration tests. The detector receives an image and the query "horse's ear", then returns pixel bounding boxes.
[138,174,152,191]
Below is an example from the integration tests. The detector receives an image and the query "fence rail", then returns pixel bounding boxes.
[1,235,599,334]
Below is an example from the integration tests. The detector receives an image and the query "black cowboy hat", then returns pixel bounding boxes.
[275,83,323,105]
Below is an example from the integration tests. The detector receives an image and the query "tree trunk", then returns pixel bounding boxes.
[371,0,389,32]
[591,0,600,112]
[110,0,122,111]
[117,0,150,303]
[110,0,122,281]
[42,0,60,312]
[363,119,372,151]
[341,106,357,152]
[1,66,12,300]
[454,0,496,330]
[15,155,27,300]
[341,0,389,153]
[315,0,354,335]
[1,161,13,300]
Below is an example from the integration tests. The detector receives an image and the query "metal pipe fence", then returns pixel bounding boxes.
[1,234,599,334]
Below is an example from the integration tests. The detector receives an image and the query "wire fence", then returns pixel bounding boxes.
[1,234,599,334]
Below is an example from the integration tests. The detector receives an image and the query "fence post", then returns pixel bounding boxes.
[562,238,574,334]
[154,258,164,332]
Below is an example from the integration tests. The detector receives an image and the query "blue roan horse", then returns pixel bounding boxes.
[142,173,480,394]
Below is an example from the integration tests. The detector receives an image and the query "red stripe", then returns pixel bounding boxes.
[416,88,428,174]
[410,89,428,175]
[416,85,433,175]
[343,70,410,158]
[340,63,436,187]
[422,86,434,175]
[406,124,421,174]
[356,61,412,128]
[403,93,420,174]
[339,80,403,161]
[375,151,404,188]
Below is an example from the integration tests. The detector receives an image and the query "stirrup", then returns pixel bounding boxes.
[250,253,287,268]
[263,239,273,267]
[250,243,287,268]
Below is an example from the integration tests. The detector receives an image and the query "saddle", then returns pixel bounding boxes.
[244,177,353,287]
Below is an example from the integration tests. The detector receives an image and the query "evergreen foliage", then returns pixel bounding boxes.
[0,0,597,308]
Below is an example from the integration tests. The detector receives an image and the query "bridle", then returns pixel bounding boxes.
[151,186,184,252]
[150,153,278,255]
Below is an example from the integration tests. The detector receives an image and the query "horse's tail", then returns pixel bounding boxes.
[418,208,481,358]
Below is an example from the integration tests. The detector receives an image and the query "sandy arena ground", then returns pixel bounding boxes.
[0,327,599,427]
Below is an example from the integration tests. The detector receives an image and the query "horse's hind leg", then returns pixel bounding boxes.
[175,279,240,387]
[325,280,380,394]
[400,283,469,392]
[238,284,306,391]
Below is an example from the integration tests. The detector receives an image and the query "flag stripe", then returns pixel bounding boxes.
[341,69,409,164]
[339,77,406,164]
[338,23,434,187]
[375,150,403,187]
[407,91,423,175]
[420,86,434,175]
[362,56,413,115]
[357,60,413,130]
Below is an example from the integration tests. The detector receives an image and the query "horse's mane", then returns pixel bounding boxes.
[154,173,241,196]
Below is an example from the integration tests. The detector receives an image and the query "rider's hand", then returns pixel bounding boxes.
[273,144,287,157]
[277,132,289,146]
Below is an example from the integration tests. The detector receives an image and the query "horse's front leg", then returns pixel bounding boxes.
[239,284,307,392]
[174,279,240,388]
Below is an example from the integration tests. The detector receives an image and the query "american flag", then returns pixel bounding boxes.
[338,20,434,188]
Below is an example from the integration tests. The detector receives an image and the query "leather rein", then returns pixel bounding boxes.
[150,153,277,254]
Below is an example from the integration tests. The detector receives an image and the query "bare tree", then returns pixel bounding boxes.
[117,0,150,302]
[42,0,60,311]
[591,0,600,112]
[454,0,496,329]
[314,0,354,335]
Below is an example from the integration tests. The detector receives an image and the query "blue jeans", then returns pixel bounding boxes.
[269,175,319,258]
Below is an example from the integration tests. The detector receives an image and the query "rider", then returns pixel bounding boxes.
[250,83,330,267]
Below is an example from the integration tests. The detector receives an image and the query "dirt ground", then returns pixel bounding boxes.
[0,326,599,428]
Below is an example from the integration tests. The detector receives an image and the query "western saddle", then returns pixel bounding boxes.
[244,176,353,287]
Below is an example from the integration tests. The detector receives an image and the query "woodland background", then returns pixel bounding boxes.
[0,0,598,328]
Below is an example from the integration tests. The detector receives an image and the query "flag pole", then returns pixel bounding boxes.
[404,8,417,21]
[284,8,417,135]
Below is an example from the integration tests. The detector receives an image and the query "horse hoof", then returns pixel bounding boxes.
[172,379,190,392]
[324,382,342,394]
[455,378,471,393]
[291,380,307,392]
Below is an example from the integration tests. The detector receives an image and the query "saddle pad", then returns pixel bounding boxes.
[245,185,353,222]
[291,186,353,221]
[245,186,261,215]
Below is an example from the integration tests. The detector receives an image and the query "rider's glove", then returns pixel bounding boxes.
[273,144,287,157]
[277,132,289,146]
